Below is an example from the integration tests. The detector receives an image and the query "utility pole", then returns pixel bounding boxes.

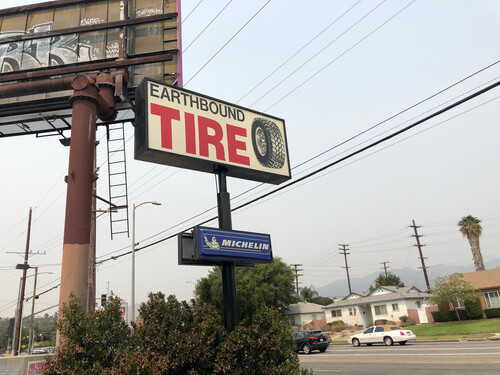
[14,208,32,356]
[339,244,352,294]
[380,261,390,277]
[290,264,303,295]
[410,219,431,292]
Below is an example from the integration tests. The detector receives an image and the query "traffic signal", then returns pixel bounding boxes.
[101,294,107,306]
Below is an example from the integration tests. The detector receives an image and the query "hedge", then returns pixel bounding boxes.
[432,309,469,322]
[484,307,500,319]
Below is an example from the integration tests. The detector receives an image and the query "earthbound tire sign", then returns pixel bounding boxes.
[135,78,291,184]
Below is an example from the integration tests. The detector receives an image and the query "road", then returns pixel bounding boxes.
[299,340,500,375]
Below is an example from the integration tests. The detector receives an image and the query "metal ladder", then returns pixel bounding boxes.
[106,122,130,239]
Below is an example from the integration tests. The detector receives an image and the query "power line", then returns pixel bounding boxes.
[185,0,272,86]
[183,0,233,53]
[250,0,389,107]
[236,0,363,104]
[95,78,500,265]
[264,0,416,112]
[182,0,205,24]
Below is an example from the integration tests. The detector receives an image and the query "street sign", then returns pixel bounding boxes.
[135,78,291,184]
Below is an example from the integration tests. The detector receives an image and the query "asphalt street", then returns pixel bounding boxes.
[299,340,500,375]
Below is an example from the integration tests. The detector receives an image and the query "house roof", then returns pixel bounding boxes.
[323,285,429,309]
[461,268,500,290]
[283,302,325,315]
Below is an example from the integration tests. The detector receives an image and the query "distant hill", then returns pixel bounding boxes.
[316,257,500,299]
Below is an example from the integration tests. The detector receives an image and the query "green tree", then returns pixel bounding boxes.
[310,296,334,306]
[429,273,481,321]
[458,215,485,271]
[369,272,404,291]
[299,285,318,302]
[194,257,297,320]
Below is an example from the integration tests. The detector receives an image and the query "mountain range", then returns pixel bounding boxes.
[316,257,500,299]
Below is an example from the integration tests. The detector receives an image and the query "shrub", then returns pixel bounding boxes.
[431,311,444,322]
[45,293,312,375]
[328,321,347,333]
[484,307,500,319]
[399,315,415,327]
[464,298,484,320]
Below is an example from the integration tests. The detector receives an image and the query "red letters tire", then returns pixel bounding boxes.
[251,118,285,169]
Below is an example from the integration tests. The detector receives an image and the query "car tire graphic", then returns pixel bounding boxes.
[251,118,285,169]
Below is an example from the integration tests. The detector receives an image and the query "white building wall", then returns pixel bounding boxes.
[324,306,364,325]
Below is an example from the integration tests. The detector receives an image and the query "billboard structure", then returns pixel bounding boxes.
[0,0,182,137]
[135,78,291,184]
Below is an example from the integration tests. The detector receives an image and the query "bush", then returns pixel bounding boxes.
[465,298,484,320]
[399,315,415,327]
[46,293,312,375]
[431,311,444,322]
[484,307,500,318]
[327,320,347,333]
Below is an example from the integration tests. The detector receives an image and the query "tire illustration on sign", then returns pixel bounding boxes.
[251,117,286,169]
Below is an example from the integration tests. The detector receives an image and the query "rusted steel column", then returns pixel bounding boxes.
[58,76,99,321]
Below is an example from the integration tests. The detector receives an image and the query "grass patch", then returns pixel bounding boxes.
[408,319,500,336]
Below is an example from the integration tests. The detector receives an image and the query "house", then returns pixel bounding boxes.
[283,302,326,328]
[323,286,435,326]
[460,268,500,311]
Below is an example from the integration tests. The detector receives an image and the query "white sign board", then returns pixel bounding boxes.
[135,79,291,184]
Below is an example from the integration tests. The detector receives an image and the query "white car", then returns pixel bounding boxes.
[349,325,416,347]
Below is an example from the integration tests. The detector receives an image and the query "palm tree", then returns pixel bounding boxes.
[299,285,318,302]
[458,215,485,271]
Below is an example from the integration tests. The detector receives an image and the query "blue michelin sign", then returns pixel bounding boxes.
[196,227,272,263]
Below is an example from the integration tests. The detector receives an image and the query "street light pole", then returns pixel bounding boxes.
[131,201,161,322]
[28,266,38,354]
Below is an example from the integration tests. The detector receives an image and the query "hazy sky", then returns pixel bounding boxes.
[1,0,500,319]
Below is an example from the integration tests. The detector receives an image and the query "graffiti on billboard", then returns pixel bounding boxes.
[0,22,118,73]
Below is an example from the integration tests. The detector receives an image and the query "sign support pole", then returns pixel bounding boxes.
[216,167,238,331]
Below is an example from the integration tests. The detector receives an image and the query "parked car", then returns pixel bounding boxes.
[292,330,330,354]
[349,325,416,347]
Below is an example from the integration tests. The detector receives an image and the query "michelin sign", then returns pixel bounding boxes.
[135,78,291,184]
[179,227,272,265]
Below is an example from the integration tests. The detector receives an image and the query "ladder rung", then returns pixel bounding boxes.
[109,172,126,176]
[108,138,125,142]
[109,160,125,165]
[110,183,126,187]
[111,230,129,235]
[110,194,127,199]
[111,219,128,223]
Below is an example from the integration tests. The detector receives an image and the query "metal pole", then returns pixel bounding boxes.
[14,207,32,356]
[58,77,99,336]
[28,267,38,354]
[217,168,238,331]
[11,278,22,356]
[131,203,136,322]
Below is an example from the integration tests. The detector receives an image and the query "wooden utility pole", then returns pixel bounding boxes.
[290,264,303,295]
[14,208,32,356]
[380,261,390,277]
[339,244,352,294]
[410,219,431,292]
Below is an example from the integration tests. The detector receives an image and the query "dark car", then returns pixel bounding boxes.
[292,330,329,354]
